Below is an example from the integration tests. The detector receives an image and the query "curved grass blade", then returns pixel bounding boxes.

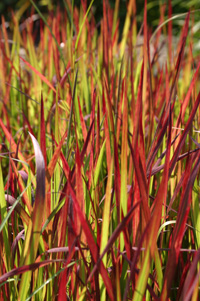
[25,260,76,301]
[150,11,194,42]
[19,133,46,300]
[0,260,66,284]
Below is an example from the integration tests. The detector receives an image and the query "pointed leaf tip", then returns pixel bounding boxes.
[29,132,45,200]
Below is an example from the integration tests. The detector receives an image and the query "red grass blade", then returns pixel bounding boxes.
[67,182,114,301]
[128,137,150,224]
[40,94,47,168]
[88,202,140,281]
[0,260,65,283]
[169,91,200,176]
[102,91,112,173]
[161,152,200,300]
[180,249,200,301]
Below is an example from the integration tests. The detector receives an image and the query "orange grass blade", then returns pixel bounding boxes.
[75,142,85,236]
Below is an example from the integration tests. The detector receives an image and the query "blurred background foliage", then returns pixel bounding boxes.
[1,1,200,23]
[0,0,200,40]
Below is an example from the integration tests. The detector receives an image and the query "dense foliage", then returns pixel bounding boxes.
[0,0,200,300]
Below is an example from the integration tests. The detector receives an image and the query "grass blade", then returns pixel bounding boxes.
[19,133,45,300]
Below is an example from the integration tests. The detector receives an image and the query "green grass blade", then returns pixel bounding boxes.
[0,163,11,271]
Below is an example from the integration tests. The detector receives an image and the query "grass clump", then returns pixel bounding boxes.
[0,1,200,300]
